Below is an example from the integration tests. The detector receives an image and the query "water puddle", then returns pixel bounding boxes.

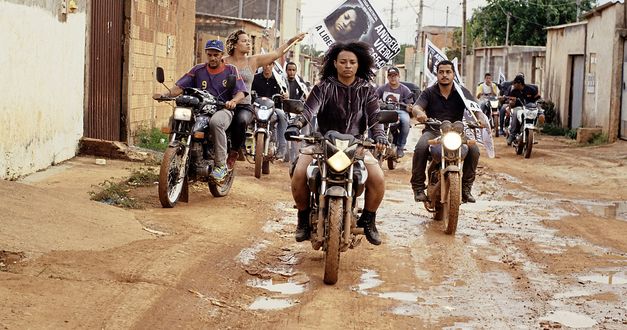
[578,271,627,285]
[353,269,383,294]
[378,291,420,302]
[540,310,597,328]
[247,277,307,295]
[235,240,269,266]
[583,201,627,221]
[248,297,294,310]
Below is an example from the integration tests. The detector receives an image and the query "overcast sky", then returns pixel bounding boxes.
[299,0,614,48]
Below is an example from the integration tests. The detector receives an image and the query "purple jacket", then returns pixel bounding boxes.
[300,77,383,139]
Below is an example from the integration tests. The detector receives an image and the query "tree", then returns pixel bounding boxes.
[468,0,594,47]
[393,44,412,65]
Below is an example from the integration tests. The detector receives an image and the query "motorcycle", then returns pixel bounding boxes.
[488,96,500,137]
[245,92,283,178]
[283,99,398,284]
[153,67,236,207]
[510,100,543,159]
[374,109,400,170]
[422,119,479,235]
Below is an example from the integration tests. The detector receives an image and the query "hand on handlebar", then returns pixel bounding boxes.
[284,125,300,141]
[414,110,427,123]
[375,136,388,152]
[225,100,237,110]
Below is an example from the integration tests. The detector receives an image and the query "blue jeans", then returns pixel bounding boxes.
[393,110,411,149]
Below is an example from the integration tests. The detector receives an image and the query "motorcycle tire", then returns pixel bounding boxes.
[387,157,397,170]
[444,172,461,235]
[493,115,500,137]
[159,146,186,208]
[323,197,342,285]
[208,170,234,197]
[524,129,534,159]
[254,133,264,179]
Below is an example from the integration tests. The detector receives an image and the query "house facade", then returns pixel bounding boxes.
[1,0,196,179]
[544,1,626,142]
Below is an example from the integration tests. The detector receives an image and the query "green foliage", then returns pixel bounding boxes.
[89,179,141,209]
[589,132,608,145]
[541,100,557,125]
[136,127,168,152]
[541,123,576,139]
[468,0,594,47]
[127,167,159,186]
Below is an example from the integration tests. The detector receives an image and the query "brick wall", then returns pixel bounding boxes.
[126,0,196,144]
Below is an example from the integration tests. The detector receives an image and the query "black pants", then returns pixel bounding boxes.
[410,129,480,191]
[230,104,254,151]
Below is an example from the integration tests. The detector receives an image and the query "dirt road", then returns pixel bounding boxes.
[1,134,626,329]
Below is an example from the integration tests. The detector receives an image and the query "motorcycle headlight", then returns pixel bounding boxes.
[327,151,352,172]
[256,108,272,121]
[490,100,499,108]
[173,107,192,121]
[525,109,538,119]
[442,132,462,150]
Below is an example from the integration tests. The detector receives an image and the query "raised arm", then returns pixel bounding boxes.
[250,33,306,69]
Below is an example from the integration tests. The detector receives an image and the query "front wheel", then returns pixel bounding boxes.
[323,198,342,285]
[444,172,460,235]
[254,133,265,178]
[209,170,234,197]
[159,146,187,208]
[493,114,500,137]
[524,129,534,158]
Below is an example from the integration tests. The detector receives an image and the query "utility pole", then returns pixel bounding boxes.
[391,0,395,28]
[461,0,466,78]
[238,0,243,18]
[576,0,581,22]
[413,0,424,85]
[444,6,449,49]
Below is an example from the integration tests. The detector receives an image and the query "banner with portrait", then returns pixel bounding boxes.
[312,0,400,69]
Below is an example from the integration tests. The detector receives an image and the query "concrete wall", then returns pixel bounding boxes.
[467,46,545,91]
[127,0,196,143]
[583,5,621,132]
[0,1,86,179]
[544,23,587,126]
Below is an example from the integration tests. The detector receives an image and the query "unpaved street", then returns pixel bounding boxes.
[1,134,626,329]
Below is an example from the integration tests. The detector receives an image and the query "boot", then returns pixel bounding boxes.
[357,210,381,245]
[414,189,427,202]
[295,208,311,242]
[462,183,476,203]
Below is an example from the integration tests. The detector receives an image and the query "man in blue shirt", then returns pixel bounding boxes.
[375,67,413,158]
[153,39,247,181]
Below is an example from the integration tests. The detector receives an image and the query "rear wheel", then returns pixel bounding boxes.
[444,172,460,235]
[209,170,234,197]
[159,146,186,208]
[323,198,342,285]
[524,129,534,158]
[254,133,264,178]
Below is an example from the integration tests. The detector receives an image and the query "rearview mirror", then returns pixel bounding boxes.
[282,99,304,114]
[156,67,165,83]
[377,110,399,124]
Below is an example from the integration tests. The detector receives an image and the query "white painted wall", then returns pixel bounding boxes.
[0,2,86,179]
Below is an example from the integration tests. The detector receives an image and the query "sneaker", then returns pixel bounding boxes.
[211,165,228,182]
[276,147,286,161]
[396,147,405,158]
[498,129,505,136]
[227,151,238,169]
[506,134,515,146]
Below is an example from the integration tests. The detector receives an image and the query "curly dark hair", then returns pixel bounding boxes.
[320,42,375,82]
[226,29,247,56]
[323,6,369,42]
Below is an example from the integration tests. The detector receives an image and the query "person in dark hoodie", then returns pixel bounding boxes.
[284,42,388,246]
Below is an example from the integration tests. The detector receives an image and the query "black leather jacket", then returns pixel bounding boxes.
[297,76,384,139]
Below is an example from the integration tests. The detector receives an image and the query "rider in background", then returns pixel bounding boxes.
[375,67,413,158]
[505,75,542,145]
[475,72,498,117]
[251,63,289,160]
[285,42,387,245]
[411,60,485,204]
[152,39,247,181]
